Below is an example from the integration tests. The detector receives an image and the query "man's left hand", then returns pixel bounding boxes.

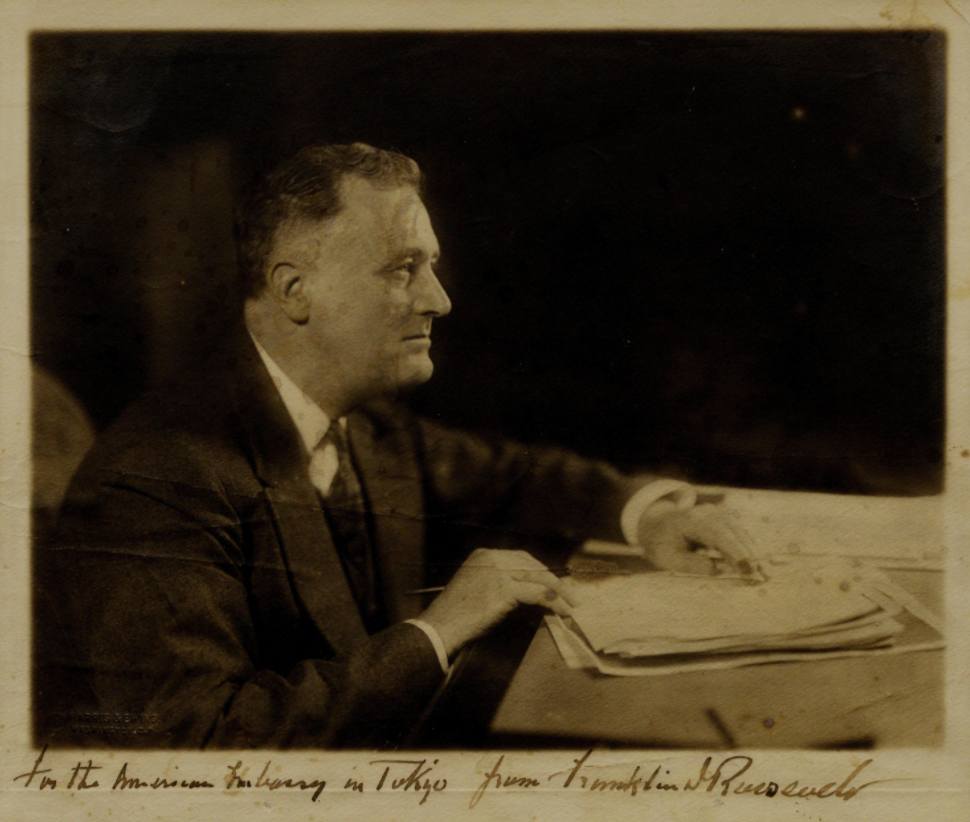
[636,501,764,579]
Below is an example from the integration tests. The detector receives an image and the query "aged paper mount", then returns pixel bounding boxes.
[2,1,970,821]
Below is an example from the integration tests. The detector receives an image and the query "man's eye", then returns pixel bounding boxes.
[389,264,414,284]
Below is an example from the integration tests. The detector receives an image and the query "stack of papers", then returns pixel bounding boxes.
[547,558,941,676]
[563,563,903,658]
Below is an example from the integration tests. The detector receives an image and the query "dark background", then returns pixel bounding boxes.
[30,31,946,495]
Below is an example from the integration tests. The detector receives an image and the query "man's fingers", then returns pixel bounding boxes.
[511,581,573,618]
[511,569,577,607]
[684,513,753,561]
[459,548,580,607]
[683,513,769,578]
[652,540,722,576]
[504,550,556,572]
[487,549,579,606]
[693,504,758,551]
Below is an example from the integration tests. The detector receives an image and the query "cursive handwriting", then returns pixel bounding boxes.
[682,755,882,800]
[13,746,57,790]
[369,758,448,804]
[469,755,541,808]
[225,760,326,801]
[11,746,894,806]
[114,762,213,791]
[545,750,887,804]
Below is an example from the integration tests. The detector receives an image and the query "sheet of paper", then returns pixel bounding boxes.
[564,561,889,651]
[603,615,903,657]
[547,557,944,676]
[546,613,944,676]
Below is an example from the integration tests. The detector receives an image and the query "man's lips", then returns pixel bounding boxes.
[403,334,432,347]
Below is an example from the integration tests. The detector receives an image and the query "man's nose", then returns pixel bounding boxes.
[414,266,452,317]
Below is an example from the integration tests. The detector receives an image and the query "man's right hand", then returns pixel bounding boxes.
[419,548,576,659]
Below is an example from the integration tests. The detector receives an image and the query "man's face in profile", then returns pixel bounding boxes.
[285,175,451,406]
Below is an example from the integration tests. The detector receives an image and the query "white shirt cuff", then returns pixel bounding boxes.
[403,618,451,674]
[620,479,697,545]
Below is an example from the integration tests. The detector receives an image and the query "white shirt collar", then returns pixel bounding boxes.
[248,331,338,453]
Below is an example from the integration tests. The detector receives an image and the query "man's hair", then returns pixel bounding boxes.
[234,142,424,299]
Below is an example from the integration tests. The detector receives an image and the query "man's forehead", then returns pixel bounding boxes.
[273,177,435,264]
[338,175,423,224]
[335,176,437,254]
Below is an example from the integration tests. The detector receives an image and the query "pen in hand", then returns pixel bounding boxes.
[405,560,631,595]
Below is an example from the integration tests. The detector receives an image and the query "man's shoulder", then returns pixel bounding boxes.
[68,365,259,499]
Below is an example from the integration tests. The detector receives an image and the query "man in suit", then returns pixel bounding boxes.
[35,143,757,749]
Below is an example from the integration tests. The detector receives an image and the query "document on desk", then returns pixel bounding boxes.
[549,558,944,676]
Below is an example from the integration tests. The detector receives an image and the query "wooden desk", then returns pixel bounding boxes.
[490,490,945,749]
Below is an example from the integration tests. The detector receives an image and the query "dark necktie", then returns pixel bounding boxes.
[310,423,381,629]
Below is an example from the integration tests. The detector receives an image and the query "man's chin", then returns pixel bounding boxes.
[388,356,435,394]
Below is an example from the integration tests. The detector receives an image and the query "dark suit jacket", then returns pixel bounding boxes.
[34,333,640,749]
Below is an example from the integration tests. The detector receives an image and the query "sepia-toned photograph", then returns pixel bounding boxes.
[27,27,948,760]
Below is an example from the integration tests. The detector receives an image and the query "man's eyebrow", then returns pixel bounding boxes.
[388,247,442,264]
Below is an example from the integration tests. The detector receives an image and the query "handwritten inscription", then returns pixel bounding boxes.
[470,755,541,808]
[370,759,448,804]
[114,763,214,791]
[12,745,890,807]
[225,760,325,801]
[681,755,878,800]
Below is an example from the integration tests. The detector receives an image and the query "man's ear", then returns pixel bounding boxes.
[268,262,311,323]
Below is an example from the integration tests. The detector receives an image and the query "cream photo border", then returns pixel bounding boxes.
[1,1,968,820]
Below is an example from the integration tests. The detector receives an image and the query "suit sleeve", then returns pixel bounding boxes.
[415,417,651,545]
[36,441,444,750]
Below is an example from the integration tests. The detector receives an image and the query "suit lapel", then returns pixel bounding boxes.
[231,335,367,653]
[262,482,367,653]
[348,408,427,624]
